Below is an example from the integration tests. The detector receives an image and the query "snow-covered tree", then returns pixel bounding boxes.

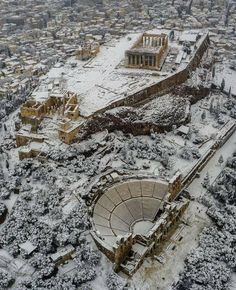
[106,272,125,290]
[212,65,215,78]
[174,152,236,290]
[209,98,214,114]
[0,270,15,289]
[179,146,201,160]
[201,110,206,121]
[30,253,56,278]
[220,78,225,92]
[202,172,210,188]
[0,202,7,223]
[228,86,231,98]
[218,154,224,165]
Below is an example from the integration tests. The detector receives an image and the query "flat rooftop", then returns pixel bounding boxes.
[32,29,208,117]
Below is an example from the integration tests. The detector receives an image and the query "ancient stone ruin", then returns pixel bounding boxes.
[91,175,189,275]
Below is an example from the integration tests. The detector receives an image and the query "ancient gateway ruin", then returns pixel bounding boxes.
[125,32,169,70]
[91,174,189,275]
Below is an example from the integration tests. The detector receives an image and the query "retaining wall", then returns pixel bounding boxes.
[90,33,210,117]
[182,121,236,187]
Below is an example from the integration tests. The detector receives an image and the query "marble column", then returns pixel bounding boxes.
[152,56,154,67]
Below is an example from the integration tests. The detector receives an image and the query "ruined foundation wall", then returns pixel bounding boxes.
[18,149,41,160]
[91,232,115,261]
[16,134,45,147]
[80,111,191,139]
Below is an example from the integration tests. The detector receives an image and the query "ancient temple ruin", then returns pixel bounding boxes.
[76,40,100,61]
[125,32,169,70]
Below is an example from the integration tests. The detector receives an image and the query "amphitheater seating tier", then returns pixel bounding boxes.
[93,179,169,246]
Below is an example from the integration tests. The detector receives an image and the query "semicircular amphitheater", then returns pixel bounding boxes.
[91,178,189,275]
[93,180,168,239]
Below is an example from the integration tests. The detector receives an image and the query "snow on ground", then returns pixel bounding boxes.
[33,32,164,116]
[31,29,207,117]
[90,255,113,290]
[230,273,236,290]
[0,65,235,289]
[0,110,21,215]
[214,63,236,96]
[129,115,236,290]
[129,201,211,290]
[0,249,34,284]
[187,129,236,197]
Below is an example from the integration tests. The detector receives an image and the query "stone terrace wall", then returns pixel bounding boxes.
[79,83,211,139]
[90,33,210,117]
[79,109,191,139]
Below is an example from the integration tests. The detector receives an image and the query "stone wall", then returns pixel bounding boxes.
[58,126,80,144]
[182,121,236,187]
[91,232,115,261]
[113,235,133,271]
[16,133,45,147]
[77,34,210,141]
[168,171,183,201]
[79,109,191,139]
[18,148,41,160]
[90,33,210,116]
[20,114,41,127]
[0,206,8,224]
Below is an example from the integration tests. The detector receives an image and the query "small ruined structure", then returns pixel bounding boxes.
[91,174,189,275]
[58,120,82,144]
[125,32,169,70]
[19,240,37,256]
[20,91,79,126]
[76,40,100,61]
[50,245,75,266]
[16,82,81,157]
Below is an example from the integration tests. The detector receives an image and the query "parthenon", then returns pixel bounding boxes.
[125,32,169,70]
